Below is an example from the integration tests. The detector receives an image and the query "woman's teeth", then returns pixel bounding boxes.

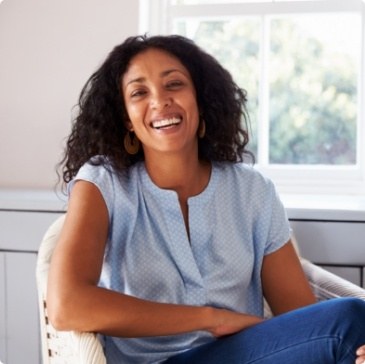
[152,117,181,129]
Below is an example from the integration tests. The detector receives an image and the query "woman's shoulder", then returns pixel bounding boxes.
[69,157,143,196]
[76,156,140,181]
[215,161,271,185]
[69,159,144,217]
[213,162,277,202]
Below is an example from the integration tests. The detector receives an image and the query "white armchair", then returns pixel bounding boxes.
[36,215,365,364]
[36,215,106,364]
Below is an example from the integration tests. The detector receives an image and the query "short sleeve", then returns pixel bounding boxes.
[264,179,291,255]
[67,161,115,221]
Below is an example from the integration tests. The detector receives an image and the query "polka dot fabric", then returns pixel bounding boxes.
[69,160,291,364]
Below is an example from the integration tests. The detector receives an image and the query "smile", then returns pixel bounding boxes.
[151,117,182,129]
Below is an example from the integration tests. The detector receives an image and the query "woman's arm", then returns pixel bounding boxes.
[262,241,365,363]
[261,240,316,315]
[47,180,262,338]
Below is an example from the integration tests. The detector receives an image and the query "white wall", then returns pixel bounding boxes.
[0,0,139,189]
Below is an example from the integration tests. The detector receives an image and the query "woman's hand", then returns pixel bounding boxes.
[356,345,365,364]
[207,308,263,338]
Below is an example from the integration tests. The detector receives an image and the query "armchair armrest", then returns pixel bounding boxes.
[300,258,365,301]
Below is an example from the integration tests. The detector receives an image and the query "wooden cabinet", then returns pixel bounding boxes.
[0,191,65,364]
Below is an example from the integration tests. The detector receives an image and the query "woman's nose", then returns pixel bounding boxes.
[150,90,172,110]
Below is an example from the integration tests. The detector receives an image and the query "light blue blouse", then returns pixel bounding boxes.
[70,160,291,364]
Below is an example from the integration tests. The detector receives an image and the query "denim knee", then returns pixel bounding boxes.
[325,298,365,346]
[329,297,365,320]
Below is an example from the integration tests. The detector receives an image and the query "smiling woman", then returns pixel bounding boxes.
[48,34,365,364]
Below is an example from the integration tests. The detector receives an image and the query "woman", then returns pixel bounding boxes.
[48,34,365,363]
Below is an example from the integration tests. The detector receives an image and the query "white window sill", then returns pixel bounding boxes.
[281,194,365,221]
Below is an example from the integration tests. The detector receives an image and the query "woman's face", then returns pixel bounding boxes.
[121,48,200,158]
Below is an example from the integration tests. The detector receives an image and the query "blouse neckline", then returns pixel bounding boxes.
[138,161,219,206]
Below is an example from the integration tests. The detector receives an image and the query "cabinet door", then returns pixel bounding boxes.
[5,252,40,364]
[290,220,365,265]
[0,253,5,362]
[0,211,63,251]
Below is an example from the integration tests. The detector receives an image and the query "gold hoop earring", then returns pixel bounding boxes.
[124,132,140,155]
[198,119,206,138]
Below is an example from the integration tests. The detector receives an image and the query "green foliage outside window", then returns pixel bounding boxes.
[174,15,358,165]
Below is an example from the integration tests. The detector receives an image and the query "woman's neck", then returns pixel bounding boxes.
[144,153,211,202]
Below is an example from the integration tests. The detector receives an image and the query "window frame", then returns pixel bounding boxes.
[139,0,365,195]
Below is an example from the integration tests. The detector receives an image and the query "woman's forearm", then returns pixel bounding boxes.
[47,284,262,338]
[48,284,208,337]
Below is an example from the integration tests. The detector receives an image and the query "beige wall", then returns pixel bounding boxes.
[0,0,139,189]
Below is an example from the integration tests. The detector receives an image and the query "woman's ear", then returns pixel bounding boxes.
[125,119,134,131]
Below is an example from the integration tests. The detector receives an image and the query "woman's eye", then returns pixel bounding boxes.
[166,80,183,89]
[131,89,146,98]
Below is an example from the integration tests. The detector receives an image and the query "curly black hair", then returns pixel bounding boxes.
[59,34,253,185]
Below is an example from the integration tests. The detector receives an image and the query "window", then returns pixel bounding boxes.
[140,0,365,195]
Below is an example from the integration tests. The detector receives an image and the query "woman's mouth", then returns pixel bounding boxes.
[151,117,182,130]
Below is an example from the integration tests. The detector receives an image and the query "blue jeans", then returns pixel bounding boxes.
[164,298,365,364]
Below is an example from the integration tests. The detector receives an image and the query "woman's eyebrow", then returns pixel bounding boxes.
[125,76,145,87]
[161,68,184,77]
[125,68,188,87]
